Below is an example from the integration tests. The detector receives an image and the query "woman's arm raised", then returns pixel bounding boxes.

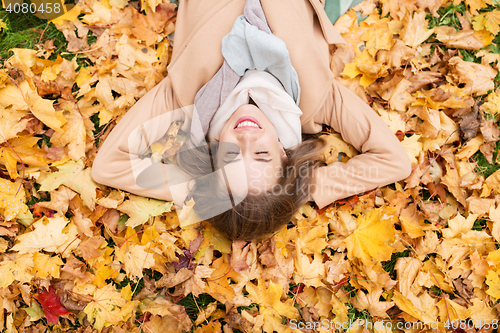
[309,79,412,209]
[91,76,190,202]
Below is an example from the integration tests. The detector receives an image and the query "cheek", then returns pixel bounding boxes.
[218,126,233,143]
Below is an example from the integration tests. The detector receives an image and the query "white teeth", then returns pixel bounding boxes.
[236,120,259,128]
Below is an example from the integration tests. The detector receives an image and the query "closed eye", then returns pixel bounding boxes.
[256,151,268,154]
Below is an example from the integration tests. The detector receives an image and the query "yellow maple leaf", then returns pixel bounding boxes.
[84,283,137,332]
[115,244,155,281]
[341,61,362,80]
[39,160,99,209]
[117,194,172,228]
[11,216,79,254]
[32,252,64,279]
[50,5,83,25]
[0,253,34,288]
[436,298,470,321]
[25,89,66,132]
[0,135,49,178]
[362,23,395,56]
[50,106,86,161]
[141,0,162,12]
[391,290,424,321]
[401,134,423,165]
[75,67,93,87]
[469,298,498,326]
[246,278,299,319]
[205,256,239,304]
[0,178,28,221]
[400,11,434,48]
[296,286,334,318]
[320,133,359,165]
[481,168,500,197]
[481,91,500,116]
[201,223,232,254]
[441,164,467,206]
[473,29,494,47]
[89,247,119,287]
[293,242,325,287]
[422,260,455,294]
[485,269,500,300]
[412,88,468,110]
[456,135,485,160]
[345,207,397,264]
[0,108,30,144]
[351,287,395,318]
[399,204,431,238]
[466,0,495,15]
[341,49,387,87]
[36,185,76,216]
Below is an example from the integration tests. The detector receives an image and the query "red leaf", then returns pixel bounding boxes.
[31,203,55,218]
[36,285,71,324]
[336,195,359,208]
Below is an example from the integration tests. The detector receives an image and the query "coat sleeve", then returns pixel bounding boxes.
[91,76,191,202]
[309,79,412,209]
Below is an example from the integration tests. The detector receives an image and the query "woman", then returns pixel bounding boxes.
[91,0,412,239]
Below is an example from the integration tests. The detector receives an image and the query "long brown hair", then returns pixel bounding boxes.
[177,136,327,240]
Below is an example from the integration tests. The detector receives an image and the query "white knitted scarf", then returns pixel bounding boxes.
[208,70,302,149]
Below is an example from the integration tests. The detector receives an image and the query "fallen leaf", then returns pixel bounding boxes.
[39,160,99,209]
[115,244,156,281]
[0,179,29,221]
[472,10,500,35]
[36,185,76,216]
[399,11,434,48]
[351,287,395,317]
[35,285,71,324]
[117,194,172,228]
[11,216,79,254]
[0,108,30,144]
[33,252,64,279]
[434,26,484,50]
[83,283,137,332]
[345,207,397,264]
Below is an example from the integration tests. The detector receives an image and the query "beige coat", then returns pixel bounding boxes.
[92,0,412,209]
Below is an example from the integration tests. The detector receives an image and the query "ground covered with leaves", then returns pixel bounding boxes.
[0,0,500,332]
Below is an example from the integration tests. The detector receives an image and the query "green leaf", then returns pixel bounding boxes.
[24,300,44,321]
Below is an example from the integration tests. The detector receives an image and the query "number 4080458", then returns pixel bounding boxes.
[1,0,75,21]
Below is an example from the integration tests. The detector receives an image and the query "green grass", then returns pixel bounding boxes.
[383,250,411,280]
[0,6,69,62]
[176,293,220,323]
[471,139,500,179]
[427,3,466,30]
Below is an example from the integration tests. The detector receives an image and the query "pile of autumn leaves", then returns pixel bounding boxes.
[1,0,500,331]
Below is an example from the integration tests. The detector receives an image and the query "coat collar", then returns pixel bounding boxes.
[167,0,345,121]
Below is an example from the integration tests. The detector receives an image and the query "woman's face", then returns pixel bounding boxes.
[217,104,286,195]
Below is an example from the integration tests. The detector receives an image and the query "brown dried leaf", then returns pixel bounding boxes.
[479,118,500,143]
[434,26,484,50]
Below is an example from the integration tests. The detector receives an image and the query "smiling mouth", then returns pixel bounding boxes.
[234,117,262,129]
